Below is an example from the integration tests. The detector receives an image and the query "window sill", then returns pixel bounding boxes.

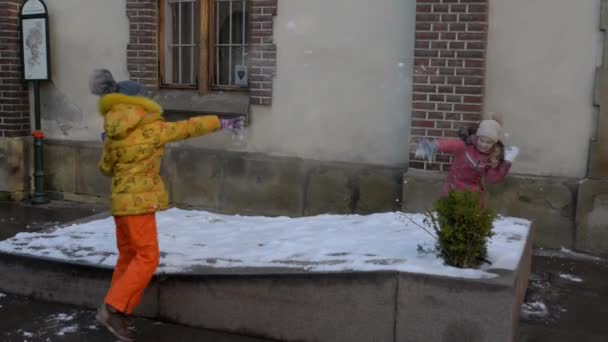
[154,89,249,122]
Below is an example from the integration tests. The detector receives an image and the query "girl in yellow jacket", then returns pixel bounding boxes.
[89,69,243,341]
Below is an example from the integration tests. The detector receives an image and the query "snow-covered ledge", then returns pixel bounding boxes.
[0,209,533,342]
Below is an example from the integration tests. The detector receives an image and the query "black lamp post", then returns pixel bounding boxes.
[20,0,50,204]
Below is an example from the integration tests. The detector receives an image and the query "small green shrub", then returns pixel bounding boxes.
[424,190,496,268]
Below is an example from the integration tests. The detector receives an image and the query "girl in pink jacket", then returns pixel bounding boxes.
[415,113,519,196]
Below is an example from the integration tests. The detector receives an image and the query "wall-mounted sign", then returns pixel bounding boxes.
[20,0,50,81]
[235,65,248,87]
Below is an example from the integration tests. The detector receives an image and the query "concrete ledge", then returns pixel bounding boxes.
[160,273,398,342]
[402,170,576,249]
[575,179,608,257]
[0,224,532,342]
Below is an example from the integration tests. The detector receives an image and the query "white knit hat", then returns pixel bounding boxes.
[476,112,503,141]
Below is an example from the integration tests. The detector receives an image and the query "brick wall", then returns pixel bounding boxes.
[0,0,30,137]
[126,0,159,89]
[410,0,488,171]
[248,0,277,106]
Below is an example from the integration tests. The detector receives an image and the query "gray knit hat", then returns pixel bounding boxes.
[89,69,150,97]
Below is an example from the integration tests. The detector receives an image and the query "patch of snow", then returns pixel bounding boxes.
[22,332,34,337]
[56,325,78,336]
[521,301,549,320]
[0,209,531,279]
[533,248,603,262]
[0,293,6,298]
[559,273,583,282]
[47,313,74,322]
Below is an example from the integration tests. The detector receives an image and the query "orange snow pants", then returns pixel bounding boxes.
[105,213,159,314]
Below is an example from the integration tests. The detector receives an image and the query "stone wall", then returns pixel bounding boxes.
[0,137,31,201]
[402,170,577,250]
[43,140,404,217]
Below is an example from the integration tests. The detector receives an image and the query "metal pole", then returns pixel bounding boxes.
[32,80,48,204]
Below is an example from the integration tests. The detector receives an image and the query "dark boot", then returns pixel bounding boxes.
[95,304,135,342]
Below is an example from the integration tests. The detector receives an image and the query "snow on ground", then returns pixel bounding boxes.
[521,301,549,320]
[559,273,583,282]
[0,209,530,279]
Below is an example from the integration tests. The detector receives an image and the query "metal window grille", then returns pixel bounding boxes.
[164,0,198,86]
[214,0,248,87]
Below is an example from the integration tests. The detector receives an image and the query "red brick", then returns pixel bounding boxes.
[467,23,487,32]
[431,59,447,67]
[415,58,431,67]
[455,86,483,95]
[428,112,445,120]
[412,111,427,119]
[416,23,432,31]
[416,40,430,49]
[430,76,446,84]
[436,121,452,129]
[416,32,440,40]
[427,129,443,137]
[455,104,482,112]
[437,86,455,94]
[451,5,467,13]
[457,50,484,59]
[429,94,445,102]
[462,114,482,122]
[432,23,449,32]
[449,41,466,49]
[464,77,483,86]
[437,103,453,111]
[431,41,448,49]
[442,14,458,22]
[468,4,487,13]
[459,14,486,22]
[432,5,449,13]
[416,14,441,22]
[415,49,439,57]
[440,32,457,40]
[448,60,464,67]
[413,102,436,110]
[416,4,432,12]
[465,60,484,68]
[446,113,462,120]
[413,93,428,102]
[456,68,483,76]
[459,32,485,41]
[412,120,436,129]
[439,50,456,58]
[414,75,429,84]
[464,95,483,103]
[447,77,463,85]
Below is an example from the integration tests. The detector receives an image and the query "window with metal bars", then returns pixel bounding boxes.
[160,0,248,91]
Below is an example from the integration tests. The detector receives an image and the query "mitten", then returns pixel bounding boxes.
[504,146,519,163]
[220,116,245,131]
[414,139,438,161]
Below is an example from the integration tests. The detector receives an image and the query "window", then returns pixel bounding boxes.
[160,0,248,92]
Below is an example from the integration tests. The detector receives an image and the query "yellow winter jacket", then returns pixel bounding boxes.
[97,94,221,216]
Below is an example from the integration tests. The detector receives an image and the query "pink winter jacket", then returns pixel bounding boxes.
[436,136,511,195]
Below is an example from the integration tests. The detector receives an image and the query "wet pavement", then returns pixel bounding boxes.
[1,200,607,341]
[518,250,608,342]
[0,292,275,342]
[0,201,105,240]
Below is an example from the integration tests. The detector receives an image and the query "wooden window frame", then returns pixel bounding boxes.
[159,0,246,95]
